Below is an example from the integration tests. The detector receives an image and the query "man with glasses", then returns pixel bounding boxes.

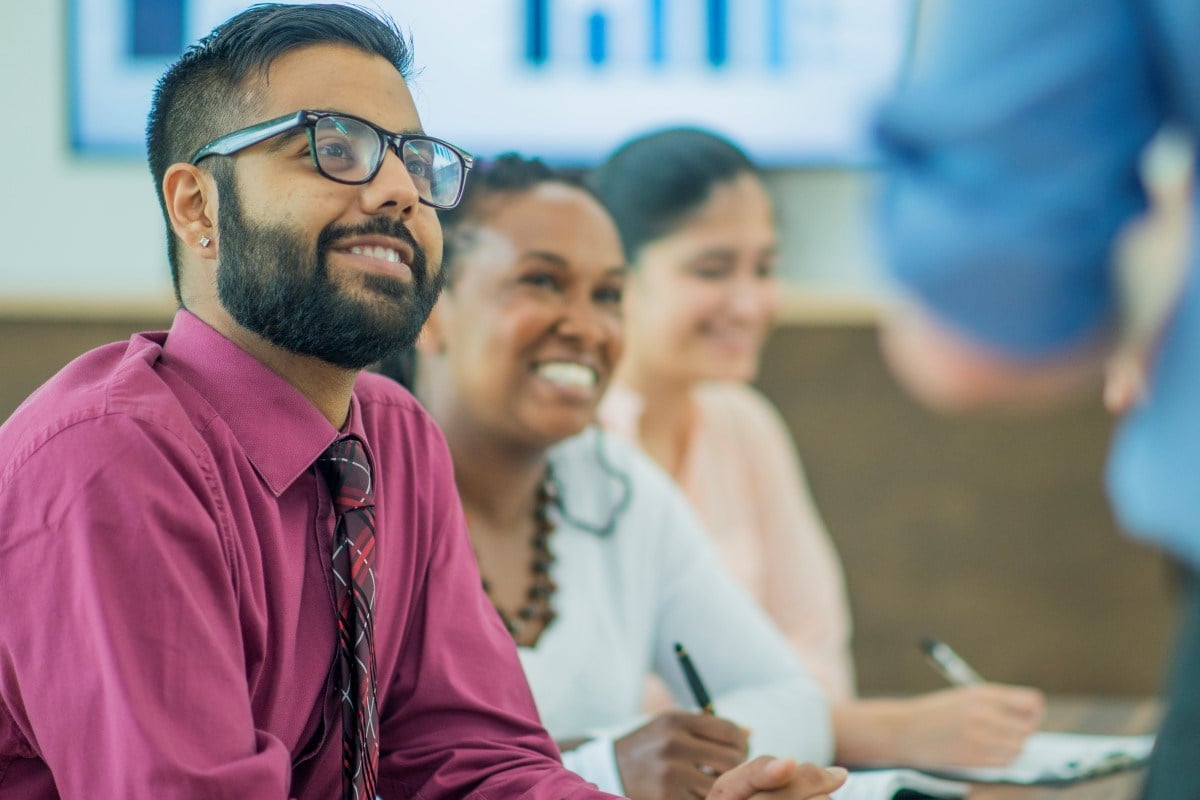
[0,4,845,799]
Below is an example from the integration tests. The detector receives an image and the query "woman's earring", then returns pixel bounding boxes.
[199,236,212,248]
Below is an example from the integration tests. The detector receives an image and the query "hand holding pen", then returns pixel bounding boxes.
[901,636,1046,767]
[610,643,749,798]
[669,644,849,799]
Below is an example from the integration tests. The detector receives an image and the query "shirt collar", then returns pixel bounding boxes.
[161,309,366,496]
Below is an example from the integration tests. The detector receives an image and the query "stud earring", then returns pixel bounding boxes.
[199,236,212,248]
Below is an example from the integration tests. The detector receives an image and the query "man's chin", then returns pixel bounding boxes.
[357,270,415,299]
[247,302,424,369]
[360,297,432,343]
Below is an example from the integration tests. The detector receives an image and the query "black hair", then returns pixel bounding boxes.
[588,127,758,264]
[437,152,594,285]
[145,3,415,302]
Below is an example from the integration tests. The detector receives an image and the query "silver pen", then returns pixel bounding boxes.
[919,636,985,687]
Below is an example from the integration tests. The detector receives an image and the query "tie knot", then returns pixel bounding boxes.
[317,436,375,514]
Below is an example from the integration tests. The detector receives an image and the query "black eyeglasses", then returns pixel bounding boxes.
[189,110,474,209]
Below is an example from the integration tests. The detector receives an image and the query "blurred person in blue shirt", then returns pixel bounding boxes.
[874,2,1198,798]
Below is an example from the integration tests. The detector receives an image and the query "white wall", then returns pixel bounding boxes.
[0,1,887,315]
[0,1,172,311]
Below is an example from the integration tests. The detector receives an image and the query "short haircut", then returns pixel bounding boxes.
[588,127,758,264]
[145,3,414,301]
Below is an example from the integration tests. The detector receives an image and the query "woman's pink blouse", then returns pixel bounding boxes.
[600,381,856,702]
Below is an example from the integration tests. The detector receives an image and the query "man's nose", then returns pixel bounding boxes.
[358,148,421,220]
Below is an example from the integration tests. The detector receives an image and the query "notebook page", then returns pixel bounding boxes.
[921,732,1155,785]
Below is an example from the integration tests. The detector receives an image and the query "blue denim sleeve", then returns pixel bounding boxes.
[875,0,1164,357]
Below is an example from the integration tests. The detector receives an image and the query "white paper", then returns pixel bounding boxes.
[920,732,1156,785]
[833,769,968,800]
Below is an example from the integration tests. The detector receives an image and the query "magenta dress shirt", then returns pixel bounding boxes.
[0,310,614,800]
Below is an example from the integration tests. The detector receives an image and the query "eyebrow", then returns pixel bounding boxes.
[521,252,629,275]
[687,248,736,263]
[520,251,570,268]
[265,127,307,153]
[689,244,778,261]
[318,109,427,137]
[275,109,427,141]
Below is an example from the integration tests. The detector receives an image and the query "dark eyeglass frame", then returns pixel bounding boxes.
[188,109,474,209]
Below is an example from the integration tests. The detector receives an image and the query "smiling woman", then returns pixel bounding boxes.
[417,172,625,451]
[376,154,834,799]
[590,127,1046,770]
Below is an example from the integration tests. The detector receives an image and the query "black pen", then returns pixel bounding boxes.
[674,642,715,714]
[919,636,985,687]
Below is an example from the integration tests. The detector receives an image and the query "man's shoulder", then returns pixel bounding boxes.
[0,334,198,485]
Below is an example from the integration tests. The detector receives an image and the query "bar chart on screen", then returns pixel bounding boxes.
[71,0,913,164]
[520,0,896,73]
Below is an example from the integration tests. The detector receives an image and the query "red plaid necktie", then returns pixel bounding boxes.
[318,437,379,800]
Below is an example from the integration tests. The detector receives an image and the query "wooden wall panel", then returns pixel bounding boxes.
[757,326,1176,697]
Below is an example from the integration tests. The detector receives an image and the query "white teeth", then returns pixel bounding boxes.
[349,245,402,263]
[537,361,597,389]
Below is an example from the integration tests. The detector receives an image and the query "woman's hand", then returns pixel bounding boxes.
[707,758,847,800]
[614,711,750,799]
[895,684,1045,767]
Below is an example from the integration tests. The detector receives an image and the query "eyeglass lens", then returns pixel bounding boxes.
[313,115,464,207]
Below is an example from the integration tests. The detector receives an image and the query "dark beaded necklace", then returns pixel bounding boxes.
[477,465,559,643]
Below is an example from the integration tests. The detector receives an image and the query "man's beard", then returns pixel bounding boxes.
[214,174,444,370]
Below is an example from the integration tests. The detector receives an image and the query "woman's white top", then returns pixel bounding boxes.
[518,428,833,794]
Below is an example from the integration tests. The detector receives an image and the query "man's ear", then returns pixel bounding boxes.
[417,298,450,356]
[162,163,219,261]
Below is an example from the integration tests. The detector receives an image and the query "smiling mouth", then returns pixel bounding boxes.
[348,245,406,264]
[536,361,598,390]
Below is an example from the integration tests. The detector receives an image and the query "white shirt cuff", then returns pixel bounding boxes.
[561,736,625,796]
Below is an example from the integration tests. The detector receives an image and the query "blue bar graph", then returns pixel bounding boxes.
[706,0,728,67]
[767,0,785,69]
[526,0,549,65]
[129,0,186,57]
[522,0,796,71]
[587,11,608,66]
[649,0,666,66]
